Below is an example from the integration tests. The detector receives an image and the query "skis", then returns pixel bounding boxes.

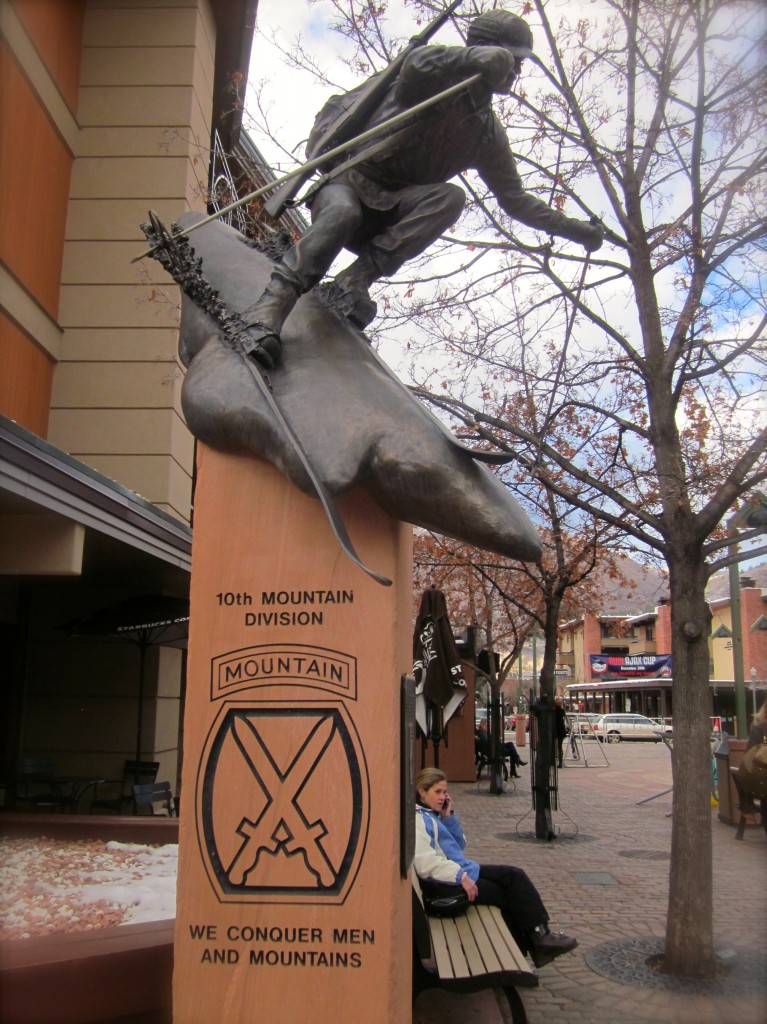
[142,211,392,588]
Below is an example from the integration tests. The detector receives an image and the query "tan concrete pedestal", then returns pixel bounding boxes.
[515,714,528,748]
[173,446,413,1024]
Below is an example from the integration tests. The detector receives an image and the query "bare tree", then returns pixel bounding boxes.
[407,0,767,976]
[250,0,766,974]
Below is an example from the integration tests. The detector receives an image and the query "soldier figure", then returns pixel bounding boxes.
[243,9,604,369]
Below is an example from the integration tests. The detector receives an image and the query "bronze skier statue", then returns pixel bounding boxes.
[241,8,604,369]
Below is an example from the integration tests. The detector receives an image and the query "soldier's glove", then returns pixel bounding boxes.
[469,46,517,91]
[563,218,604,253]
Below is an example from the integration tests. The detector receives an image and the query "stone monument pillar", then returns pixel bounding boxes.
[173,445,413,1023]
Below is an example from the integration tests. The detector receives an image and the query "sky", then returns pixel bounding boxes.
[244,1,766,435]
[247,0,357,176]
[245,0,630,186]
[244,0,611,369]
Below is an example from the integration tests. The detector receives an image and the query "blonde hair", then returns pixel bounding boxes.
[415,767,446,802]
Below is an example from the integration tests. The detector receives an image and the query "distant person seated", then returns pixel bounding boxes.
[475,719,526,778]
[475,720,491,775]
[503,738,527,775]
[414,768,578,968]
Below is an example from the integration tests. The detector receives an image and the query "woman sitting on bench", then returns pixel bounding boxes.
[475,721,527,778]
[414,767,577,969]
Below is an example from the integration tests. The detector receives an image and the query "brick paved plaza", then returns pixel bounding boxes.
[413,739,766,1024]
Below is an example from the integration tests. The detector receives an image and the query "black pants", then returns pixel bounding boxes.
[502,740,522,764]
[422,864,548,955]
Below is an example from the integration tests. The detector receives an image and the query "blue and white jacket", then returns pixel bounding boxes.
[414,805,480,884]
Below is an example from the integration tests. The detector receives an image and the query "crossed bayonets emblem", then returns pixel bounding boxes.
[227,712,337,888]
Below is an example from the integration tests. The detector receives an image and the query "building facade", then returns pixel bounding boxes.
[558,583,767,733]
[1,0,258,799]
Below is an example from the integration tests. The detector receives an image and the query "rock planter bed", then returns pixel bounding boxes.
[0,814,178,1024]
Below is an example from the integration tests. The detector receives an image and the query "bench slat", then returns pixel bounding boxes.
[431,908,535,982]
[478,907,531,974]
[429,920,456,978]
[412,874,535,985]
[459,910,504,974]
[462,909,505,970]
[443,918,472,978]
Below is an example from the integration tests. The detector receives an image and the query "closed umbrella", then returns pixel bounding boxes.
[64,595,189,781]
[412,587,467,766]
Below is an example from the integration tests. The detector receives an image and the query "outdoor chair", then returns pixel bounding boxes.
[475,740,510,781]
[13,758,71,812]
[89,759,159,814]
[132,781,176,816]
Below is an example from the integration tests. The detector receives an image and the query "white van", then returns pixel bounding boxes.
[592,713,672,742]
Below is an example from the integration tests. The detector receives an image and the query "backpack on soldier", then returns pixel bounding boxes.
[305,72,386,164]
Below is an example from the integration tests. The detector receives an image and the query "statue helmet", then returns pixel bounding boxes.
[466,10,534,58]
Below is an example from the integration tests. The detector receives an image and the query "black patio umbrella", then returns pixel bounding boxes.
[63,595,189,781]
[412,587,467,767]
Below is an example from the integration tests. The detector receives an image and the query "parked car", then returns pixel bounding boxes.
[592,713,673,742]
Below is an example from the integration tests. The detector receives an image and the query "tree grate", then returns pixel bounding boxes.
[618,849,670,860]
[585,937,766,995]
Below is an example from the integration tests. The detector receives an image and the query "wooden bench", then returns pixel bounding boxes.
[412,875,538,1023]
[729,766,767,840]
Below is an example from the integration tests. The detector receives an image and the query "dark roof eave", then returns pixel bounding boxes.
[210,0,260,151]
[0,416,192,571]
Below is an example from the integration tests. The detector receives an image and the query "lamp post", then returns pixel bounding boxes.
[728,557,746,737]
[749,667,760,720]
[725,494,767,739]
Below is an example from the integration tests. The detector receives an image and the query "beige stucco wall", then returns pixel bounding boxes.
[50,0,218,523]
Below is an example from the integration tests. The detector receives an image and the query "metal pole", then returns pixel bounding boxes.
[729,549,747,739]
[749,668,758,718]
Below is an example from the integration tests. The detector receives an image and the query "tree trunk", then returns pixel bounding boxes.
[664,548,715,975]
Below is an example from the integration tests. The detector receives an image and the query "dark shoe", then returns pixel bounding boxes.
[240,322,282,370]
[530,931,578,969]
[341,288,377,329]
[510,769,520,779]
[516,759,527,766]
[240,274,301,366]
[333,255,379,328]
[315,281,377,330]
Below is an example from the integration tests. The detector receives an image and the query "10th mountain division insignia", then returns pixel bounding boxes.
[198,702,369,904]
